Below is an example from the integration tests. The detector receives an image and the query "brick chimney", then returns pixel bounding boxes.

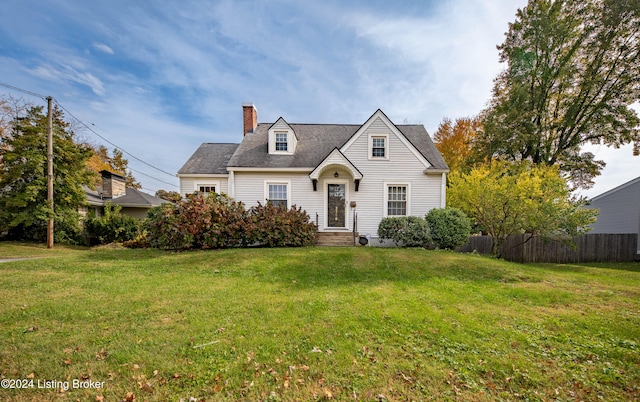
[100,170,126,198]
[242,103,257,136]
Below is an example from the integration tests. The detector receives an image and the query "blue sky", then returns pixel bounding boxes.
[1,0,637,197]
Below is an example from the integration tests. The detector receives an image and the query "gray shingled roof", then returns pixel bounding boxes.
[180,121,448,174]
[177,143,239,174]
[226,123,448,170]
[85,186,169,208]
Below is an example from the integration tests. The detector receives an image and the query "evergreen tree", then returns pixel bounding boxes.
[0,104,94,243]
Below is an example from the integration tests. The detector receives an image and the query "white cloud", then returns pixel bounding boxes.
[93,42,114,55]
[344,0,526,132]
[29,64,105,96]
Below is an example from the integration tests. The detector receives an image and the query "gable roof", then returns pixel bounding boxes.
[177,143,239,175]
[590,176,640,202]
[226,122,448,170]
[309,148,363,180]
[180,111,448,174]
[85,186,169,208]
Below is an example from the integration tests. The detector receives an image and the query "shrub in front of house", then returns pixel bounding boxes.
[145,193,247,250]
[425,207,472,250]
[144,194,316,250]
[85,203,141,245]
[377,216,432,247]
[246,202,317,247]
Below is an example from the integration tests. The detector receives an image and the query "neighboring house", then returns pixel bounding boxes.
[82,170,169,219]
[177,104,449,245]
[587,176,640,254]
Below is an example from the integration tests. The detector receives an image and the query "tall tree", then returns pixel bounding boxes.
[481,0,640,188]
[86,145,141,189]
[433,116,483,173]
[448,160,597,256]
[0,104,94,242]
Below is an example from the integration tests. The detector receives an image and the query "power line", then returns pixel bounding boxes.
[128,166,178,188]
[53,101,177,178]
[1,82,180,188]
[0,82,47,100]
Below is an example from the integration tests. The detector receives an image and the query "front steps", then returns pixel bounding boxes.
[316,231,356,247]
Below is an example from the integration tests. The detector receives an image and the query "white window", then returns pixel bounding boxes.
[384,183,410,217]
[275,132,288,151]
[194,180,220,195]
[198,185,216,193]
[372,137,385,157]
[369,134,389,160]
[266,182,289,209]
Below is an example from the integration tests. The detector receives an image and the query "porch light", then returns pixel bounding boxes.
[334,172,339,178]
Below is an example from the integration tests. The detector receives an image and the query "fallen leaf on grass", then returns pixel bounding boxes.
[124,391,135,401]
[95,349,108,361]
[26,373,34,379]
[139,381,153,393]
[63,358,72,365]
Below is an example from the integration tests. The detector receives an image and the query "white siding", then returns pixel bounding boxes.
[179,177,229,197]
[342,117,444,237]
[217,115,445,242]
[233,172,323,224]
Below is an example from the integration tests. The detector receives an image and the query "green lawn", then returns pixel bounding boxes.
[0,243,638,401]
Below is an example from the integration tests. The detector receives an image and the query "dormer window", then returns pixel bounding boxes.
[268,118,297,155]
[275,132,288,151]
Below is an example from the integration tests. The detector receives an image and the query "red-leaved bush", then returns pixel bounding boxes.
[246,202,317,247]
[144,193,317,250]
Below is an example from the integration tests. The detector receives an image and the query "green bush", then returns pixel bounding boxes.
[425,207,472,249]
[377,216,432,247]
[247,202,317,247]
[84,203,141,244]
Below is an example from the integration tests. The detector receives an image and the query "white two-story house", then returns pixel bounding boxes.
[177,104,449,245]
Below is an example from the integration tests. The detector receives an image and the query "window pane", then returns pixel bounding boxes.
[372,137,385,157]
[387,185,407,216]
[198,185,215,193]
[275,132,288,151]
[268,184,288,209]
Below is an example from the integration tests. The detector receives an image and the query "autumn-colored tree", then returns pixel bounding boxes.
[448,160,597,256]
[86,145,141,189]
[0,97,31,161]
[155,189,182,203]
[433,116,483,173]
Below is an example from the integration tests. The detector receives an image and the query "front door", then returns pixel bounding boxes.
[327,183,346,228]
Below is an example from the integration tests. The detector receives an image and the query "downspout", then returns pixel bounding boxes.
[440,173,447,207]
[228,170,235,199]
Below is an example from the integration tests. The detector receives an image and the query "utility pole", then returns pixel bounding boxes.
[46,96,54,249]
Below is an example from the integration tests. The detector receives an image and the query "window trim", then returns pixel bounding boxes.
[194,180,220,195]
[383,182,410,217]
[368,133,389,160]
[268,128,296,155]
[264,180,291,209]
[275,131,288,152]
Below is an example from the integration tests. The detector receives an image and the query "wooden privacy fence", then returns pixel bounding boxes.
[458,233,638,263]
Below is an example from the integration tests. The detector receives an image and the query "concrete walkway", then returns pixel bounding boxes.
[0,257,42,263]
